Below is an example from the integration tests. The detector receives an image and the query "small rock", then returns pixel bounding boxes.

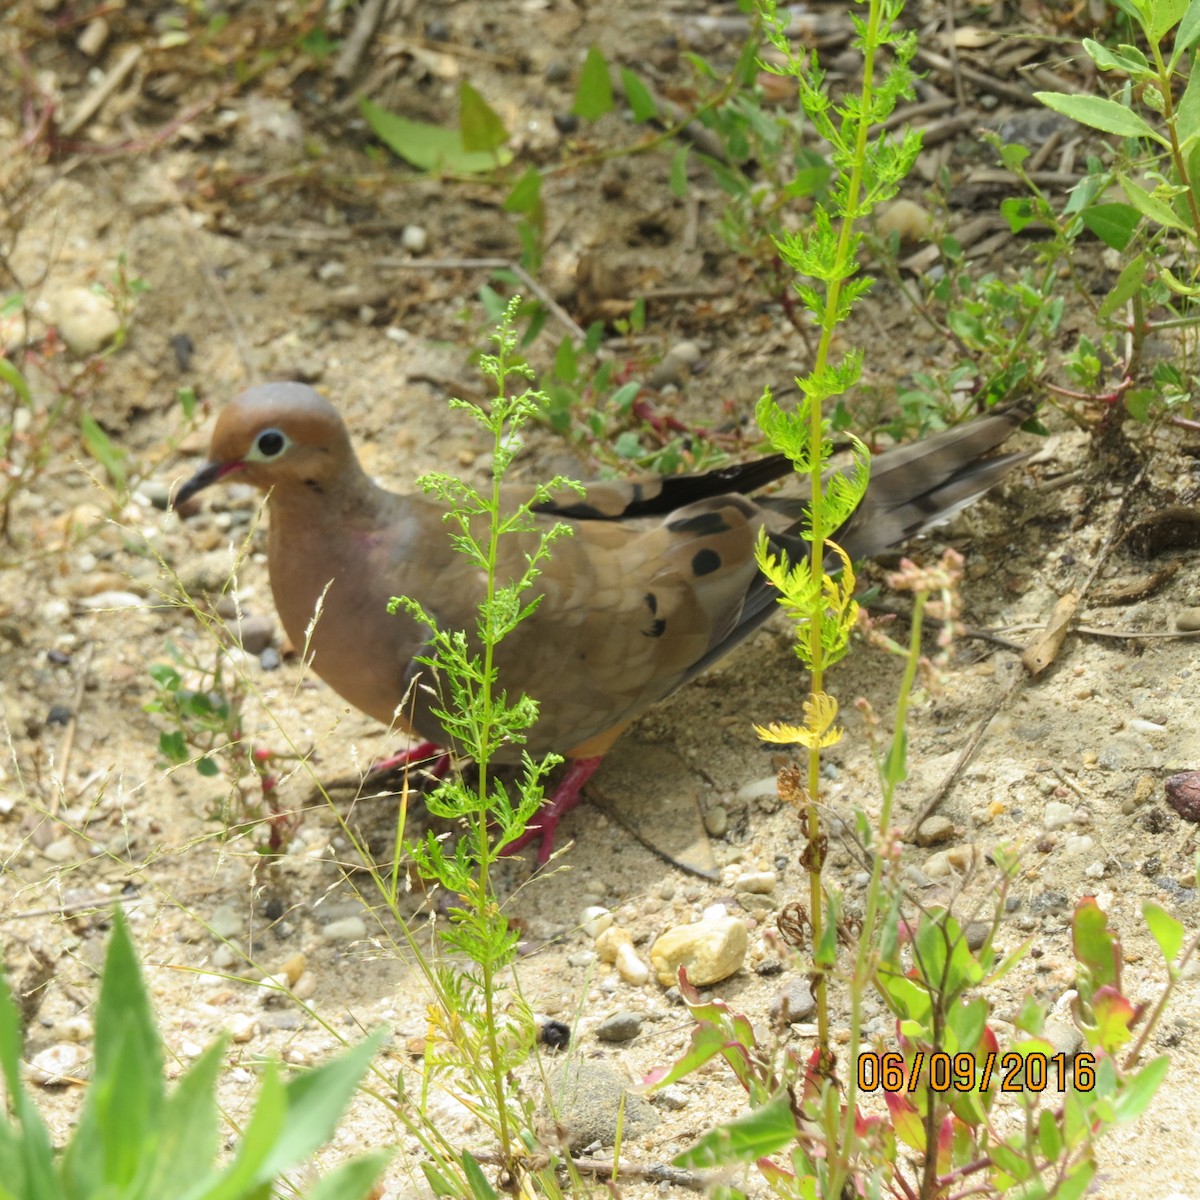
[964,921,990,951]
[259,647,281,671]
[279,952,307,985]
[581,905,613,939]
[703,803,729,837]
[736,891,777,912]
[321,915,367,942]
[27,1043,85,1085]
[211,943,236,969]
[1044,801,1074,831]
[923,844,979,880]
[401,225,428,254]
[876,198,932,243]
[43,837,76,863]
[228,613,275,655]
[52,1015,94,1042]
[654,1084,689,1110]
[544,1062,659,1149]
[595,1011,642,1042]
[545,60,570,83]
[1175,607,1200,632]
[76,15,109,56]
[137,480,173,510]
[1166,772,1200,822]
[735,870,776,894]
[78,591,148,610]
[1063,834,1095,855]
[650,916,747,987]
[568,951,597,968]
[915,815,955,846]
[1084,860,1106,879]
[292,970,318,1000]
[736,776,778,804]
[210,904,245,939]
[228,1013,257,1043]
[768,978,816,1024]
[47,287,120,356]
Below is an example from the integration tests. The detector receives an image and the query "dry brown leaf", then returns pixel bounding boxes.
[1021,590,1079,676]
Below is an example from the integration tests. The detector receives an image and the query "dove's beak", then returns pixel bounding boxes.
[172,460,244,508]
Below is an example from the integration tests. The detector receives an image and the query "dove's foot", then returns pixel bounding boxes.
[367,741,451,788]
[503,756,604,866]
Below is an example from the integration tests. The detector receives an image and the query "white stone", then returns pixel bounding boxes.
[650,916,748,987]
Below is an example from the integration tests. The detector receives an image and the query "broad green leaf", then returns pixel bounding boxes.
[1038,1108,1063,1161]
[503,166,542,215]
[1083,37,1151,75]
[306,1152,392,1200]
[1091,985,1136,1050]
[1178,53,1200,146]
[1057,1159,1097,1200]
[360,97,509,174]
[1098,252,1148,319]
[620,67,658,122]
[1000,196,1040,233]
[1151,0,1191,41]
[1175,0,1200,58]
[673,1091,796,1168]
[573,46,614,121]
[1119,175,1193,230]
[1111,1054,1169,1123]
[1034,92,1165,143]
[459,80,508,154]
[461,1150,499,1200]
[0,968,57,1199]
[1080,202,1140,249]
[1073,897,1122,990]
[1143,900,1185,961]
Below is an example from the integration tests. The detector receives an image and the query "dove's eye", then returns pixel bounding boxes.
[251,428,289,459]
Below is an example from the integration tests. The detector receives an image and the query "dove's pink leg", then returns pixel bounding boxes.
[369,741,451,782]
[503,756,604,866]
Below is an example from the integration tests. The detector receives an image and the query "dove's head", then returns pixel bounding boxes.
[173,383,357,507]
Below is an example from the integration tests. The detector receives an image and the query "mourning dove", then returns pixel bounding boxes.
[174,383,1029,861]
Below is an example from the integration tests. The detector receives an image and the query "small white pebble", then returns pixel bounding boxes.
[42,837,76,863]
[210,943,236,970]
[28,1043,85,1085]
[614,942,650,986]
[735,871,776,894]
[700,903,729,921]
[581,905,613,939]
[228,1012,257,1043]
[1128,718,1166,733]
[401,224,428,253]
[292,970,318,1000]
[1084,860,1106,879]
[735,777,779,803]
[1044,801,1074,831]
[1064,834,1095,855]
[210,904,245,939]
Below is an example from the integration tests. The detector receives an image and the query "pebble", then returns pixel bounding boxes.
[595,1011,642,1042]
[228,1012,257,1043]
[654,1085,689,1110]
[210,904,245,938]
[46,286,120,356]
[401,225,428,254]
[43,836,76,863]
[581,905,612,939]
[321,915,367,942]
[1044,800,1075,831]
[736,776,779,804]
[767,978,816,1024]
[228,613,275,654]
[923,844,978,880]
[259,647,281,671]
[77,15,109,56]
[52,1015,94,1042]
[1064,834,1095,855]
[650,916,748,987]
[211,943,236,969]
[964,921,990,951]
[876,198,932,243]
[78,590,148,610]
[736,890,776,912]
[136,480,173,510]
[1165,772,1200,822]
[27,1043,85,1085]
[735,870,776,894]
[1084,860,1106,879]
[292,970,318,1000]
[544,1062,659,1149]
[1175,607,1200,632]
[703,804,729,837]
[915,815,955,846]
[568,951,597,967]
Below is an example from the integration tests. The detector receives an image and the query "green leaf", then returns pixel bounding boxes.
[462,1150,499,1200]
[1111,1054,1169,1123]
[620,67,658,122]
[503,166,542,215]
[197,756,221,777]
[1080,202,1140,249]
[1000,197,1040,233]
[1119,175,1193,230]
[1073,896,1122,990]
[459,80,508,154]
[1083,37,1152,75]
[573,46,614,121]
[81,411,128,488]
[1151,0,1191,41]
[1034,92,1166,143]
[1175,1,1200,57]
[669,145,690,198]
[306,1152,392,1200]
[360,97,510,174]
[1098,252,1147,319]
[1037,1108,1063,1161]
[1143,900,1185,962]
[673,1091,796,1168]
[158,730,188,764]
[0,357,31,406]
[1177,52,1200,147]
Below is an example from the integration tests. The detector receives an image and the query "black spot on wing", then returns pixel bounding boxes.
[692,548,721,576]
[644,592,658,615]
[667,511,731,536]
[643,617,667,638]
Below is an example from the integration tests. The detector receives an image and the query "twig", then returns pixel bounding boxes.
[914,47,1034,106]
[334,0,388,82]
[61,45,143,137]
[52,641,94,814]
[377,256,586,341]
